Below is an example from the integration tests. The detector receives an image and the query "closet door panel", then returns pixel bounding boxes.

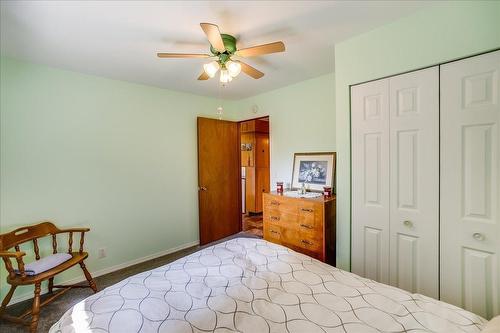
[389,67,439,298]
[351,79,390,283]
[441,50,500,319]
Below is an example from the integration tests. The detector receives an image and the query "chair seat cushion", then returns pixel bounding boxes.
[16,253,73,276]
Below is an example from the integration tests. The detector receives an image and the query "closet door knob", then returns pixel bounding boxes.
[403,220,413,227]
[472,233,485,241]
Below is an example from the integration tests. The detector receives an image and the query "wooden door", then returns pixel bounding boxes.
[255,132,270,212]
[440,50,500,319]
[245,167,256,212]
[255,133,270,168]
[255,167,270,212]
[388,67,439,298]
[351,78,391,284]
[198,117,240,245]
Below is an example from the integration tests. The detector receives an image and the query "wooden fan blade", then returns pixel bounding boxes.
[198,72,210,80]
[157,53,211,58]
[239,61,264,79]
[235,41,285,57]
[200,23,226,52]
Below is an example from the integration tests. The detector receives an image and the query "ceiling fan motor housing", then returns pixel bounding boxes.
[210,34,237,63]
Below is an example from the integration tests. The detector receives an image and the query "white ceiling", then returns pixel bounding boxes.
[0,1,432,99]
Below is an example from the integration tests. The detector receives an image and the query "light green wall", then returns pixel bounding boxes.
[0,57,221,300]
[225,73,335,191]
[335,1,500,270]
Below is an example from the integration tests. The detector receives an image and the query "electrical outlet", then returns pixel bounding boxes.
[98,248,107,259]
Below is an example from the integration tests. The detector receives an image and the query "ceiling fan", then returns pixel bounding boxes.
[157,23,285,83]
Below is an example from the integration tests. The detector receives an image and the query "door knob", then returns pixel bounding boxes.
[199,186,207,191]
[403,220,413,227]
[472,233,485,241]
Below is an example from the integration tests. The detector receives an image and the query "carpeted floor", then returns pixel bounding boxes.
[0,232,258,332]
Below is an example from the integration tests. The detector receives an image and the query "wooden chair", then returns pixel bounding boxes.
[0,221,97,332]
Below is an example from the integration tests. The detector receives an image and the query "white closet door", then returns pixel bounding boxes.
[389,67,439,298]
[441,50,500,319]
[351,79,390,283]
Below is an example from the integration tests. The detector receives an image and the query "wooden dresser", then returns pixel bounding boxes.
[263,192,336,265]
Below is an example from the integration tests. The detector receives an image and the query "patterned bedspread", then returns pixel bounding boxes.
[50,238,487,332]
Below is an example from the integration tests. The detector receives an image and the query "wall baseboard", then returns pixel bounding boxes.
[8,240,200,306]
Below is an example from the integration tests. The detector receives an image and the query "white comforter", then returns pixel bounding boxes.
[51,238,487,332]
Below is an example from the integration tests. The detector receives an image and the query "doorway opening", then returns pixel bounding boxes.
[239,116,270,237]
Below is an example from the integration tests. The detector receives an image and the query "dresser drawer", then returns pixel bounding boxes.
[284,242,323,260]
[298,236,322,253]
[264,210,298,225]
[263,224,282,244]
[263,194,298,215]
[281,228,322,253]
[296,202,323,231]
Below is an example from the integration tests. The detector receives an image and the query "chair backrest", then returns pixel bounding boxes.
[0,221,59,251]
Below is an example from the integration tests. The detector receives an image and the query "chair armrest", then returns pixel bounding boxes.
[0,251,26,258]
[55,227,90,234]
[0,251,27,277]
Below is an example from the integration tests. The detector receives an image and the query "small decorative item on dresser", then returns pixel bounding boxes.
[323,186,332,198]
[276,182,284,193]
[298,182,307,195]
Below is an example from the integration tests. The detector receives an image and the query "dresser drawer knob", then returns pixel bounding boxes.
[301,239,313,245]
[270,201,280,206]
[301,208,314,212]
[270,216,280,221]
[270,230,280,235]
[300,224,313,229]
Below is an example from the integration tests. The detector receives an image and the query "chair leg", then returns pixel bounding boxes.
[0,285,17,318]
[48,277,54,293]
[30,282,41,333]
[79,261,97,293]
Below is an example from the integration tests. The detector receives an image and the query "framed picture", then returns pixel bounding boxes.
[291,152,336,192]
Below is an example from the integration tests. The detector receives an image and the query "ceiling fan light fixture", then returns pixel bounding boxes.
[157,22,285,82]
[220,69,233,83]
[226,60,241,77]
[203,61,220,78]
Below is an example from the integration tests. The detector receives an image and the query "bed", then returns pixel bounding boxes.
[50,238,487,333]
